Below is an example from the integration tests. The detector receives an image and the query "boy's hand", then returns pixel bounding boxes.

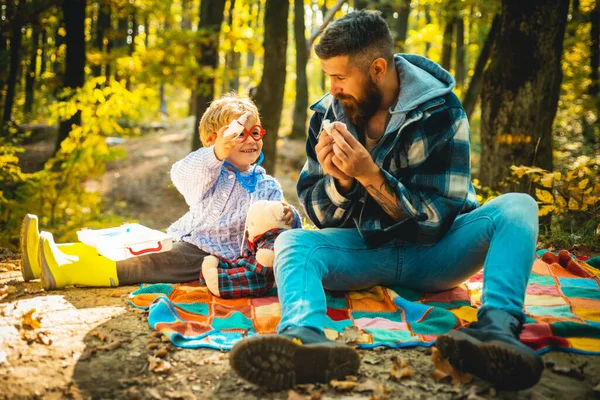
[214,125,238,161]
[282,202,294,226]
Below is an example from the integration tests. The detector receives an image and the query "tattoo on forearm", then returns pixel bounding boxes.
[364,184,407,221]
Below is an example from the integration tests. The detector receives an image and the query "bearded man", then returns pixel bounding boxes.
[230,10,543,391]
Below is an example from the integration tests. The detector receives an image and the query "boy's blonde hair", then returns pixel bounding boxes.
[199,92,260,147]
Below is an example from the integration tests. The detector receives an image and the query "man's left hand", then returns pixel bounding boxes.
[328,122,379,182]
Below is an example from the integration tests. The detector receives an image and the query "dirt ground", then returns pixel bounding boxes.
[1,120,599,400]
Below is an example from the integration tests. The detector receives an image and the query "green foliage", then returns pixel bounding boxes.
[0,77,151,249]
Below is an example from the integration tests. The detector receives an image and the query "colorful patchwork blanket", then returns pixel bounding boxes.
[128,251,600,354]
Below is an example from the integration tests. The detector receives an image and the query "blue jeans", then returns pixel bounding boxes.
[273,193,539,333]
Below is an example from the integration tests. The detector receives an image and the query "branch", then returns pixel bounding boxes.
[306,0,346,53]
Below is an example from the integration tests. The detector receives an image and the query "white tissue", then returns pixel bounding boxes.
[322,119,346,135]
[223,112,251,140]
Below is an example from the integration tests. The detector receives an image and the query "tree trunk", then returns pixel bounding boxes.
[129,10,136,56]
[462,14,499,120]
[253,0,289,174]
[395,0,411,52]
[1,18,23,133]
[40,28,47,75]
[0,25,8,117]
[441,17,455,71]
[93,3,111,77]
[191,0,227,150]
[479,0,569,192]
[424,6,431,56]
[25,25,40,114]
[590,2,599,96]
[455,16,465,87]
[291,0,308,140]
[222,0,239,94]
[56,0,87,153]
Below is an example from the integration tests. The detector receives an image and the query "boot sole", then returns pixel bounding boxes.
[229,335,360,391]
[20,214,36,282]
[39,235,58,291]
[436,330,542,390]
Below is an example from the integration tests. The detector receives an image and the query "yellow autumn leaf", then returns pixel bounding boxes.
[578,178,589,189]
[553,172,562,181]
[538,205,556,216]
[540,173,554,188]
[555,195,567,208]
[568,198,579,210]
[511,166,526,179]
[584,196,599,205]
[535,189,554,204]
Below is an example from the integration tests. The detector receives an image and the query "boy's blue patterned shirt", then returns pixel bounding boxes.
[297,54,479,246]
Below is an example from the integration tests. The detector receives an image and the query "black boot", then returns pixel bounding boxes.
[229,326,360,391]
[436,308,543,390]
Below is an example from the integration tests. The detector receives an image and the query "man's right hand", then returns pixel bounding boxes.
[213,125,238,161]
[316,129,354,193]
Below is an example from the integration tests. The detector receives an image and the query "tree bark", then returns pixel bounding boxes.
[40,28,47,75]
[1,13,23,132]
[291,0,308,140]
[479,0,569,192]
[441,17,455,71]
[93,2,111,77]
[25,25,40,114]
[395,0,411,53]
[462,14,499,120]
[56,0,87,153]
[424,5,431,56]
[191,0,227,150]
[0,24,8,118]
[590,1,599,96]
[253,0,289,174]
[455,16,465,87]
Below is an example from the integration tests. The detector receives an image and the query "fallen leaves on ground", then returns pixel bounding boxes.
[390,356,413,381]
[330,379,358,391]
[430,347,472,386]
[20,308,41,330]
[338,326,362,345]
[148,355,172,373]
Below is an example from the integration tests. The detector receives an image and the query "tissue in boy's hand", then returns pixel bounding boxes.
[223,112,251,140]
[322,119,347,135]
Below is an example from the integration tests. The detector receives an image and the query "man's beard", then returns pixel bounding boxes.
[335,78,382,130]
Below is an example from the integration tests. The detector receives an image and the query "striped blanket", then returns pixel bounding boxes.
[128,250,600,354]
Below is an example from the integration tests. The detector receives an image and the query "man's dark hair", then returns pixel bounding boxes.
[314,10,394,69]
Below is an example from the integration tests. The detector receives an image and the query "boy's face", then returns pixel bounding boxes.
[224,116,264,171]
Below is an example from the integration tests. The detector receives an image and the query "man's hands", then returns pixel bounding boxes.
[316,122,379,188]
[213,126,238,161]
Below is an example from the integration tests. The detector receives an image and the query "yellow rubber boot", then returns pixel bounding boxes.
[39,232,119,290]
[20,214,41,281]
[21,214,91,281]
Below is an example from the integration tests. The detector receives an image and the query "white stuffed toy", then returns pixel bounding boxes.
[201,200,293,298]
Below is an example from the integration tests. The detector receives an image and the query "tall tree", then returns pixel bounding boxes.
[191,0,227,150]
[590,0,599,97]
[92,2,111,77]
[455,15,465,87]
[395,0,411,52]
[462,14,499,120]
[24,24,41,114]
[479,0,570,191]
[56,0,87,153]
[441,18,455,71]
[2,1,24,133]
[291,0,309,140]
[253,0,289,174]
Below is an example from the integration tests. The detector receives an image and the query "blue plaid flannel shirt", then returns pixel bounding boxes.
[298,91,479,247]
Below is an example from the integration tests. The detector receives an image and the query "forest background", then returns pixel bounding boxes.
[0,0,599,252]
